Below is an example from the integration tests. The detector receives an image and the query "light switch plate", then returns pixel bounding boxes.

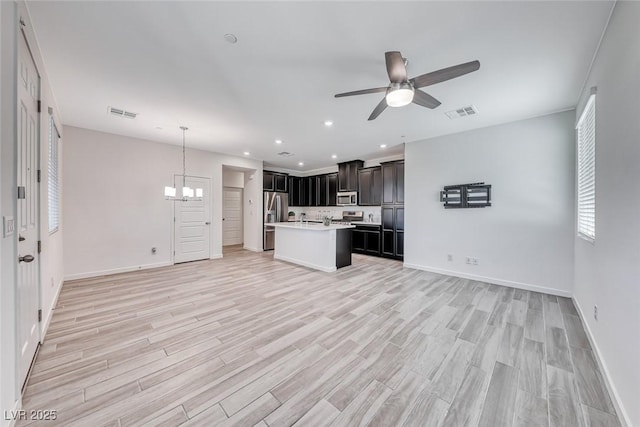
[3,216,15,237]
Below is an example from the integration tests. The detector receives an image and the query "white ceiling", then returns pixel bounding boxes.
[26,1,613,171]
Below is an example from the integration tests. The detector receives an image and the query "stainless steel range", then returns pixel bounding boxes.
[334,210,364,225]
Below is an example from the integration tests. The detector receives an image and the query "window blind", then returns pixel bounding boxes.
[576,94,595,241]
[48,116,60,234]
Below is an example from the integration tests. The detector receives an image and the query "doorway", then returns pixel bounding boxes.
[17,30,41,388]
[173,175,211,263]
[223,187,243,246]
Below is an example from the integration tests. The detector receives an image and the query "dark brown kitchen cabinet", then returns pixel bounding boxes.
[304,176,317,206]
[327,173,338,206]
[264,171,288,192]
[395,162,404,204]
[352,224,381,256]
[288,176,303,206]
[274,173,287,192]
[381,206,403,259]
[317,175,327,206]
[358,166,382,206]
[316,173,338,206]
[358,169,371,205]
[338,160,364,192]
[382,161,404,205]
[288,173,338,207]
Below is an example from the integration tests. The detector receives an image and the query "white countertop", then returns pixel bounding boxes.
[272,222,355,231]
[352,222,381,226]
[287,220,381,226]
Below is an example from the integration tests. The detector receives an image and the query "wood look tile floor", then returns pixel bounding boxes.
[19,246,621,426]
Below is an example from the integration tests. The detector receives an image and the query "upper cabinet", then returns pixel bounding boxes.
[382,161,404,205]
[327,173,338,206]
[288,172,338,207]
[338,160,364,192]
[288,176,301,206]
[263,171,288,192]
[358,166,382,206]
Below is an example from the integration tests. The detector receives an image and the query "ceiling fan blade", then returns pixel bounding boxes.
[334,87,388,98]
[385,51,407,83]
[412,89,441,109]
[411,60,480,88]
[368,98,388,121]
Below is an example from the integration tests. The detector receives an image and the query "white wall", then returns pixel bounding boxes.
[223,170,245,188]
[37,59,65,339]
[405,111,575,296]
[62,126,263,279]
[572,2,640,425]
[242,171,261,252]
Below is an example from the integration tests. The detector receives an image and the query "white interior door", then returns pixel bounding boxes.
[174,176,211,263]
[223,187,243,246]
[17,31,41,387]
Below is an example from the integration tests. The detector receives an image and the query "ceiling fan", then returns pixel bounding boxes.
[335,51,480,120]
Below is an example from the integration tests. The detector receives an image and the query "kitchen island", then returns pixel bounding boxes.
[271,222,355,272]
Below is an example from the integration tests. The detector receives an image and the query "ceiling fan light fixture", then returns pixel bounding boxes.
[385,82,414,107]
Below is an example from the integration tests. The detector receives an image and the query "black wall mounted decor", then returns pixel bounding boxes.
[440,182,491,209]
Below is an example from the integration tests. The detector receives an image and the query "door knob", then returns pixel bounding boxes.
[205,221,211,225]
[18,235,25,241]
[19,254,35,263]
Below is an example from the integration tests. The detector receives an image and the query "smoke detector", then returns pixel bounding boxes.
[445,105,478,119]
[108,106,137,119]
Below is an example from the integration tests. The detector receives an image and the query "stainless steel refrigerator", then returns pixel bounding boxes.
[263,191,288,251]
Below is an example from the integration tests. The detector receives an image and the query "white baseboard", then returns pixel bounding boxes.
[64,261,173,281]
[40,278,63,339]
[274,254,336,273]
[243,245,262,252]
[402,263,572,297]
[573,297,631,427]
[209,254,223,260]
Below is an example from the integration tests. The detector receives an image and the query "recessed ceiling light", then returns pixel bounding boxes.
[331,154,337,159]
[275,139,283,144]
[298,162,304,166]
[224,33,238,44]
[324,120,333,127]
[243,151,250,156]
[380,144,387,148]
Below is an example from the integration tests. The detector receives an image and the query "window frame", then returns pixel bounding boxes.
[48,114,61,235]
[576,93,596,243]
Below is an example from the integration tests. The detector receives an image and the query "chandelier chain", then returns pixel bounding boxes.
[181,126,188,187]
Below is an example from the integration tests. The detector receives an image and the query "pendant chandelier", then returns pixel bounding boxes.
[164,126,203,201]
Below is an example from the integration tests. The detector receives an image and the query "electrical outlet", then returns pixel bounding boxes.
[466,257,471,265]
[472,258,478,265]
[447,254,453,262]
[594,305,598,321]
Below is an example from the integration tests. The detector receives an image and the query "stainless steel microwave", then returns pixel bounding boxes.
[337,192,358,206]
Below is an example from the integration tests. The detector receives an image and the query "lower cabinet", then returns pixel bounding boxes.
[352,224,381,256]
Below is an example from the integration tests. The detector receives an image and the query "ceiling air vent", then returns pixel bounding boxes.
[277,152,294,157]
[445,105,478,119]
[108,106,137,119]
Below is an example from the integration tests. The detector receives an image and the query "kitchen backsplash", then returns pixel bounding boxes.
[288,206,381,222]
